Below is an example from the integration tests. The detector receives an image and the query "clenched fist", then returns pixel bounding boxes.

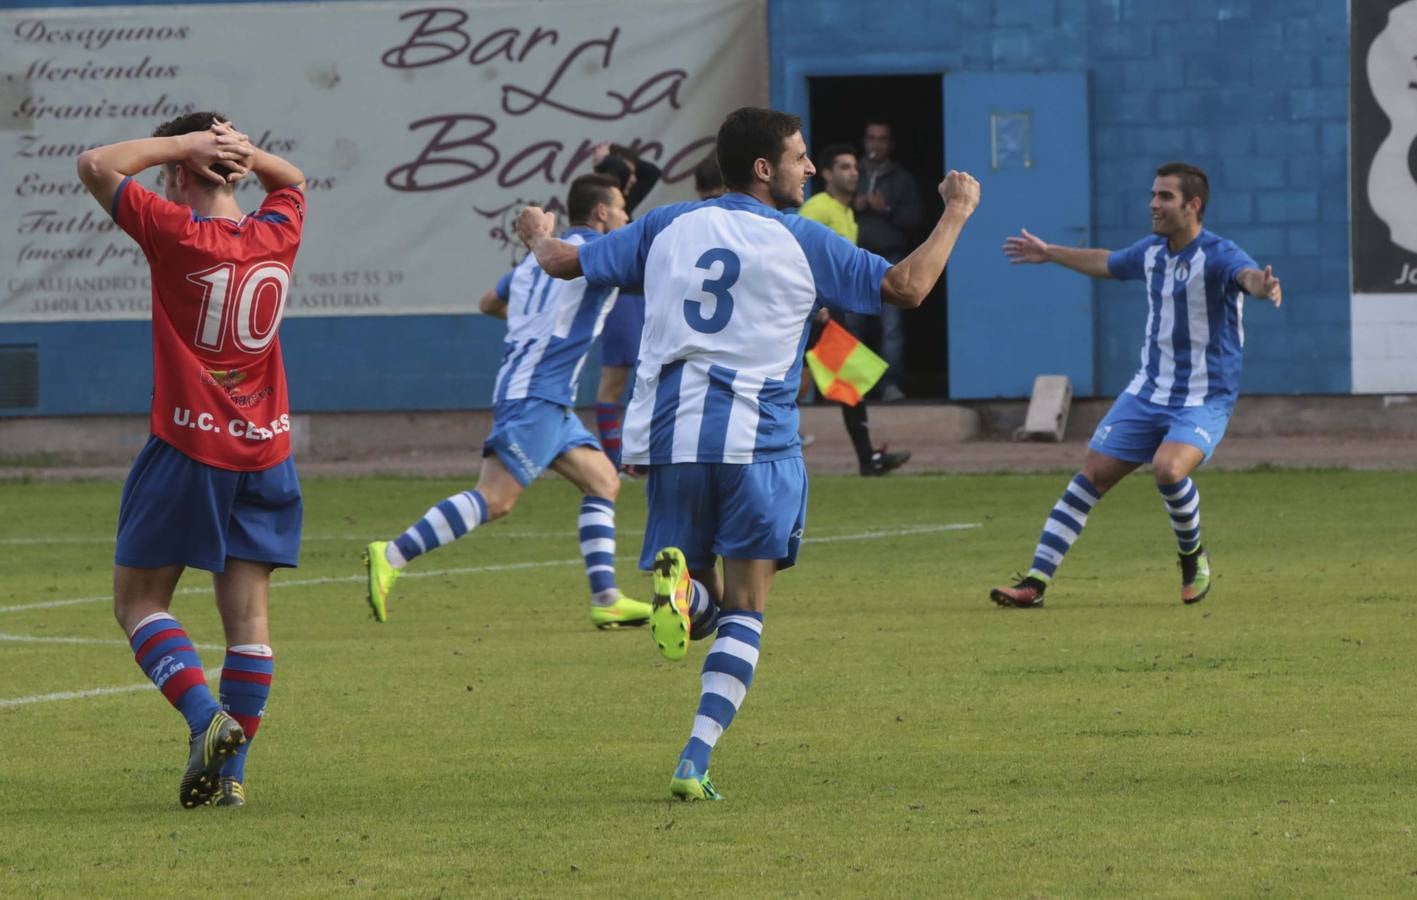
[515,206,557,248]
[939,170,980,216]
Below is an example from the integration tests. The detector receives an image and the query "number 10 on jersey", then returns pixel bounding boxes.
[188,262,292,353]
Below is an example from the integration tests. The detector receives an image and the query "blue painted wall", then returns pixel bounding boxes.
[1,0,1351,415]
[771,0,1351,397]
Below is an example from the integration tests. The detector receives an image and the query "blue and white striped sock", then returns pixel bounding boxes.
[1029,473,1101,581]
[679,611,763,774]
[579,496,619,603]
[388,489,488,568]
[1158,477,1201,554]
[687,578,721,640]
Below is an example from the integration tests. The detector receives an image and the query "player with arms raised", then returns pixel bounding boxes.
[78,113,306,808]
[990,161,1282,609]
[516,107,980,800]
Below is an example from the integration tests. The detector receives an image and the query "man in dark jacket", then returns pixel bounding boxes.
[853,120,922,401]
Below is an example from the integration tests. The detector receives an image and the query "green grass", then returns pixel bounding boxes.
[3,471,1416,898]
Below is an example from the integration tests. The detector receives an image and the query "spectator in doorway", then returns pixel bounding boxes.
[853,119,923,402]
[798,144,911,476]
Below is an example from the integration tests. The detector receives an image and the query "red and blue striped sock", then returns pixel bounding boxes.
[595,402,623,467]
[128,613,221,735]
[218,645,274,783]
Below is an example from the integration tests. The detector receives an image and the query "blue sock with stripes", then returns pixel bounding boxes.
[387,489,488,568]
[579,496,619,603]
[128,613,221,735]
[679,610,763,774]
[1028,473,1101,581]
[219,645,274,783]
[1158,477,1201,554]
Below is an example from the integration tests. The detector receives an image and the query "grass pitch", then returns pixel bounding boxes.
[2,469,1416,898]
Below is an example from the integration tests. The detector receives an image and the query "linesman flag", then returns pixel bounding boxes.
[805,319,888,406]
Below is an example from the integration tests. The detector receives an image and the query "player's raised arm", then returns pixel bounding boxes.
[879,170,979,308]
[516,206,583,279]
[1003,228,1114,279]
[1236,264,1283,307]
[77,129,248,212]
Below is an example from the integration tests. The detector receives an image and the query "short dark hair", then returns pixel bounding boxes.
[817,143,857,171]
[567,173,622,224]
[716,107,802,191]
[1156,161,1209,219]
[863,119,893,137]
[692,154,723,194]
[153,111,233,183]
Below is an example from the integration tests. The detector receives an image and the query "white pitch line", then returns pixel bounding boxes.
[0,632,222,650]
[0,530,643,546]
[0,522,979,615]
[0,667,222,709]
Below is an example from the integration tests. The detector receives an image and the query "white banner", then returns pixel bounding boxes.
[0,0,767,322]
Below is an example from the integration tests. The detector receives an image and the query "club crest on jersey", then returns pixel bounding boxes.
[203,368,248,389]
[1174,261,1191,283]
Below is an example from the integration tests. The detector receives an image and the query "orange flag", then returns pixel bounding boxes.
[805,319,889,406]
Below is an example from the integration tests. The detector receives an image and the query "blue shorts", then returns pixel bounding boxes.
[483,398,600,487]
[600,291,644,368]
[115,435,302,572]
[1088,392,1233,463]
[640,459,808,571]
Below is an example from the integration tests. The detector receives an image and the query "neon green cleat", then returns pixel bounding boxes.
[1179,547,1211,604]
[590,593,652,629]
[212,777,246,807]
[670,759,723,801]
[650,547,692,661]
[179,711,245,809]
[363,540,400,623]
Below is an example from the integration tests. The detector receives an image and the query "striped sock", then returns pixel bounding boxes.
[219,644,274,783]
[1029,473,1101,581]
[679,611,763,774]
[687,578,721,640]
[389,489,488,568]
[579,496,618,603]
[595,402,623,468]
[128,613,221,734]
[1158,477,1201,554]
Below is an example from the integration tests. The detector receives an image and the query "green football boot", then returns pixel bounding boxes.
[650,548,692,661]
[1179,547,1211,604]
[670,759,723,801]
[179,711,245,809]
[363,540,401,623]
[590,593,653,629]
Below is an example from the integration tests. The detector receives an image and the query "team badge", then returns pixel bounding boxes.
[1174,261,1191,282]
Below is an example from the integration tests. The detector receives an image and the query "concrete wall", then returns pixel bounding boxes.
[770,0,1351,397]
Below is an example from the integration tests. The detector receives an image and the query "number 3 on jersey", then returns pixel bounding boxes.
[683,247,740,334]
[189,262,291,353]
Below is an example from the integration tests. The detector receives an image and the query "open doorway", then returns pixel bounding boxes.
[807,73,947,399]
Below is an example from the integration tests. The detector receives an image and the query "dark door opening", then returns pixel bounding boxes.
[807,73,947,399]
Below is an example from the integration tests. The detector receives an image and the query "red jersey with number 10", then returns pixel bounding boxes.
[113,177,305,471]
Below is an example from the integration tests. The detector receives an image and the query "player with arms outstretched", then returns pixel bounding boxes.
[990,161,1282,609]
[516,107,980,800]
[78,113,306,808]
[364,174,651,630]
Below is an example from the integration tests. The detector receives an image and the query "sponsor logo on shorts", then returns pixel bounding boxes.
[506,440,541,480]
[790,528,805,540]
[1194,425,1213,444]
[1094,424,1112,443]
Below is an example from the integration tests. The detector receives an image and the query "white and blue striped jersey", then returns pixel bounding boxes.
[1107,229,1258,408]
[579,192,891,465]
[491,227,619,408]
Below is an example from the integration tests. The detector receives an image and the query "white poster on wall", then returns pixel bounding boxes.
[1350,0,1417,391]
[0,0,768,322]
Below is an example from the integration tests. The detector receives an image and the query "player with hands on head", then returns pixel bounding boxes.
[991,161,1281,610]
[77,112,307,810]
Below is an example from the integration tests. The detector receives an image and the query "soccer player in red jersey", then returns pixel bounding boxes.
[77,113,306,809]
